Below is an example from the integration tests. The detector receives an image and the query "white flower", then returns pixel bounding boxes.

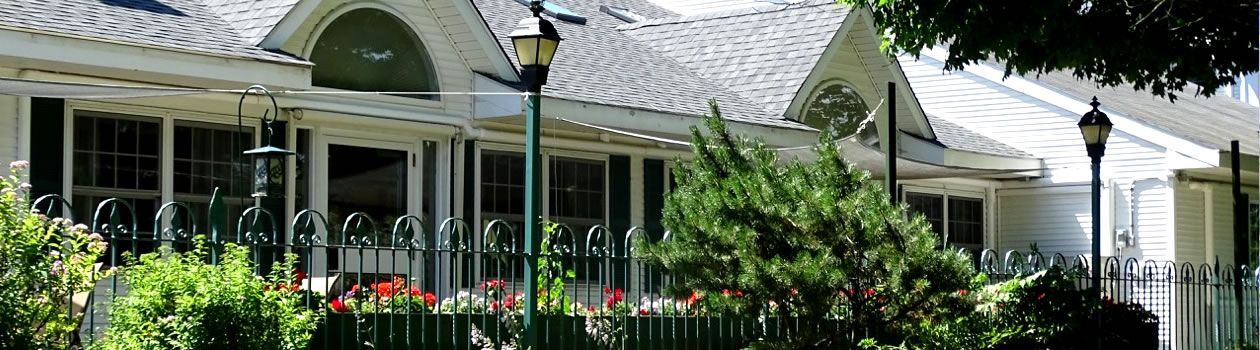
[18,182,31,191]
[9,160,29,170]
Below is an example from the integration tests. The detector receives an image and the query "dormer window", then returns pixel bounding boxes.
[310,8,439,100]
[801,81,869,138]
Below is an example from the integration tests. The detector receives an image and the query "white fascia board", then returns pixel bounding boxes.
[258,0,323,49]
[539,97,819,148]
[0,28,310,89]
[451,0,520,81]
[900,132,1043,174]
[473,74,523,118]
[919,47,1220,166]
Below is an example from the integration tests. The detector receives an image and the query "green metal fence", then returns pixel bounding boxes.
[975,249,1259,350]
[35,193,1260,349]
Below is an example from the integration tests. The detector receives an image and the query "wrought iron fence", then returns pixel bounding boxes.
[973,249,1260,350]
[34,194,1260,350]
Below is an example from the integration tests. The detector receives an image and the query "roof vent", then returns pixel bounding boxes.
[600,5,646,23]
[513,0,587,24]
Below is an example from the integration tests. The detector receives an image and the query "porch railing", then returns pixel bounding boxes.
[33,194,1260,349]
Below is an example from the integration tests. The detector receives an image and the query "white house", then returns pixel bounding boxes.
[0,0,1253,347]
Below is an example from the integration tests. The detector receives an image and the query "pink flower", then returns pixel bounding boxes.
[9,160,29,170]
[18,183,31,191]
[50,260,64,275]
[88,233,103,241]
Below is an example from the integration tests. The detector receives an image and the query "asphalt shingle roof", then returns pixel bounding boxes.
[1023,67,1260,155]
[201,0,299,44]
[0,0,306,65]
[619,0,848,117]
[927,114,1034,158]
[472,0,812,130]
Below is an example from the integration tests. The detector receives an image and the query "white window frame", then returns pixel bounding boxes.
[473,143,611,288]
[474,143,611,238]
[63,101,261,222]
[901,185,988,252]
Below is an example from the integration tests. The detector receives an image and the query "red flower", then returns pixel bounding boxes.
[790,288,799,296]
[294,269,308,283]
[373,283,390,296]
[863,288,876,297]
[734,290,744,298]
[503,295,516,309]
[423,292,437,308]
[1036,293,1046,301]
[409,286,422,296]
[957,289,969,296]
[687,291,702,305]
[351,284,361,294]
[480,279,505,291]
[722,289,731,297]
[605,288,624,309]
[330,299,349,313]
[639,308,650,316]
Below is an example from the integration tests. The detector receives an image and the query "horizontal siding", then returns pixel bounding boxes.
[996,188,1092,257]
[1174,183,1207,264]
[847,22,922,136]
[900,55,1170,183]
[1128,179,1171,261]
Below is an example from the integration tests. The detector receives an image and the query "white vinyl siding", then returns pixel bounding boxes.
[900,55,1172,184]
[996,188,1092,257]
[1173,182,1207,263]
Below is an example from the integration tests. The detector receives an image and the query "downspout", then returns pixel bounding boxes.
[1114,179,1136,258]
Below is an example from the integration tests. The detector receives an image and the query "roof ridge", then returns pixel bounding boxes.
[618,0,837,31]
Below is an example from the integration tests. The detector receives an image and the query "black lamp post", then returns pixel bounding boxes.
[508,2,561,348]
[239,85,294,199]
[1078,96,1112,289]
[1078,96,1111,350]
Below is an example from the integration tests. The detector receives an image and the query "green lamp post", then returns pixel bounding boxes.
[508,1,562,348]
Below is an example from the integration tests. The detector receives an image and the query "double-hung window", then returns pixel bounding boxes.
[904,191,985,255]
[71,109,252,259]
[478,149,607,280]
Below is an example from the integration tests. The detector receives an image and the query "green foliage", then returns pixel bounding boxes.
[906,267,1159,350]
[842,0,1257,99]
[0,161,108,350]
[537,221,575,315]
[640,102,974,347]
[90,242,320,350]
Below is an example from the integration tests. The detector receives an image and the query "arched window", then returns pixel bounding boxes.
[310,8,439,100]
[801,82,869,137]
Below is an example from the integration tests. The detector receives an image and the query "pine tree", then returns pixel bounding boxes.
[641,101,973,347]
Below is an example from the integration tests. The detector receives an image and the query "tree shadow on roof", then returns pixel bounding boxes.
[100,0,186,16]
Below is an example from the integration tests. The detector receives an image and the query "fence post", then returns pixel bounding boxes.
[208,188,226,264]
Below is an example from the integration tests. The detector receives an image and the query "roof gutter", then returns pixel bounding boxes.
[0,27,311,89]
[539,96,820,148]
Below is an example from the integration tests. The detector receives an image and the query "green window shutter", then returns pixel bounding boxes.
[463,140,477,221]
[29,98,65,200]
[643,159,665,241]
[609,155,630,249]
